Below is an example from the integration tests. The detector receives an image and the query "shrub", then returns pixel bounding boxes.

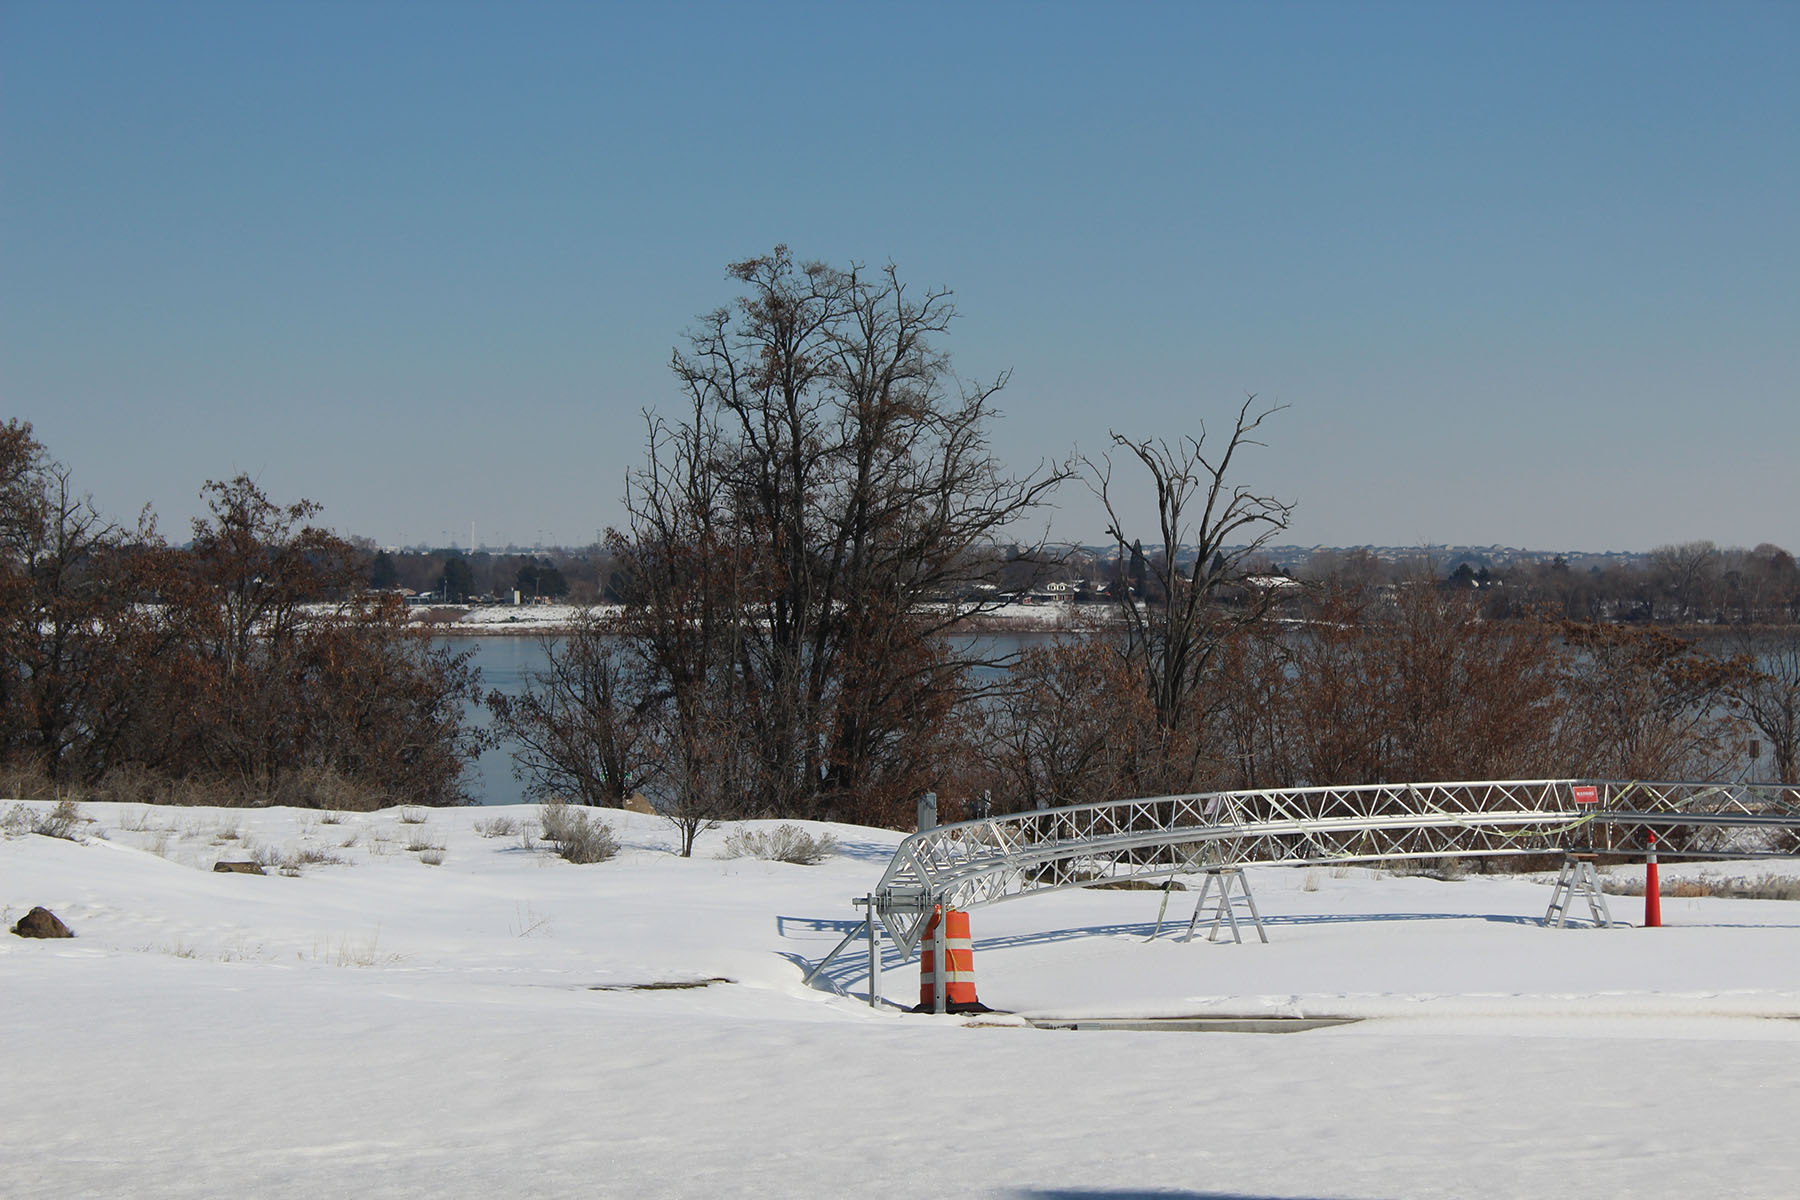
[0,804,29,837]
[1,797,88,841]
[1389,856,1466,881]
[537,798,579,842]
[260,767,395,812]
[557,818,617,864]
[541,800,617,864]
[1,798,92,845]
[42,763,397,812]
[0,759,58,803]
[719,823,838,865]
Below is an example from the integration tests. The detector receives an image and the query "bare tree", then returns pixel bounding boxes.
[1724,630,1800,784]
[610,248,1066,825]
[487,612,660,807]
[983,632,1160,810]
[1742,544,1800,624]
[1649,540,1720,622]
[1558,622,1746,780]
[1086,397,1294,786]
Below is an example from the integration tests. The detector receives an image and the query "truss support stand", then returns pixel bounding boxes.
[802,894,889,1009]
[1183,866,1269,944]
[1147,878,1179,941]
[1544,853,1614,929]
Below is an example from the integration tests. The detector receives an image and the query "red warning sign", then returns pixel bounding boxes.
[1572,785,1599,805]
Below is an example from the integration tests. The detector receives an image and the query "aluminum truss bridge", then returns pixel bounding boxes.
[853,778,1800,958]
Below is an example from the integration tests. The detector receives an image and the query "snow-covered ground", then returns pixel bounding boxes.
[7,801,1800,1198]
[426,602,603,632]
[415,599,1089,633]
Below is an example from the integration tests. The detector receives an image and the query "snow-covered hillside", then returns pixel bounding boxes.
[7,801,1800,1198]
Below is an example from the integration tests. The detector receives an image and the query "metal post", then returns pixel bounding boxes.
[865,893,882,1007]
[1237,871,1270,944]
[918,791,938,832]
[1148,877,1176,941]
[1209,874,1243,943]
[933,907,948,1014]
[1182,872,1219,943]
[804,914,865,988]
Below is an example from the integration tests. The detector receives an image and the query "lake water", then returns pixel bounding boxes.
[441,632,1058,805]
[438,635,556,807]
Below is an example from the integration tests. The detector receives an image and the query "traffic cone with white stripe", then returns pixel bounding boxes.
[914,906,990,1014]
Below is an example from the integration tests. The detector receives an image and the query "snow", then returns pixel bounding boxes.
[416,600,1092,634]
[413,602,605,632]
[7,801,1800,1198]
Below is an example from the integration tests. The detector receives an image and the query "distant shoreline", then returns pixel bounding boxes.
[407,603,1793,640]
[410,601,1099,637]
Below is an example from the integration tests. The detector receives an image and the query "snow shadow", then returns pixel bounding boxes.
[783,909,1541,949]
[785,911,1546,996]
[776,915,866,937]
[929,912,1542,956]
[823,836,909,864]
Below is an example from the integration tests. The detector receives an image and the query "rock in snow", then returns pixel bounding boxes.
[11,906,72,938]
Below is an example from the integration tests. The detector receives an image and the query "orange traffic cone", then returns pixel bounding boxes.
[914,906,990,1013]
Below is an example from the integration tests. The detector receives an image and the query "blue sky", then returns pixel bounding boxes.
[4,1,1795,552]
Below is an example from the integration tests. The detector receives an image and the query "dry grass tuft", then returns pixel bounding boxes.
[1606,873,1800,901]
[472,815,519,839]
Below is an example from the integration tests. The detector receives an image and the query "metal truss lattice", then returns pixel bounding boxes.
[868,779,1800,954]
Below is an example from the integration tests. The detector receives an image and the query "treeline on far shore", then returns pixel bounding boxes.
[362,538,1800,629]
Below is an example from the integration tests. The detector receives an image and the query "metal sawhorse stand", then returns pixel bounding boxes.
[1182,866,1269,944]
[1544,852,1614,928]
